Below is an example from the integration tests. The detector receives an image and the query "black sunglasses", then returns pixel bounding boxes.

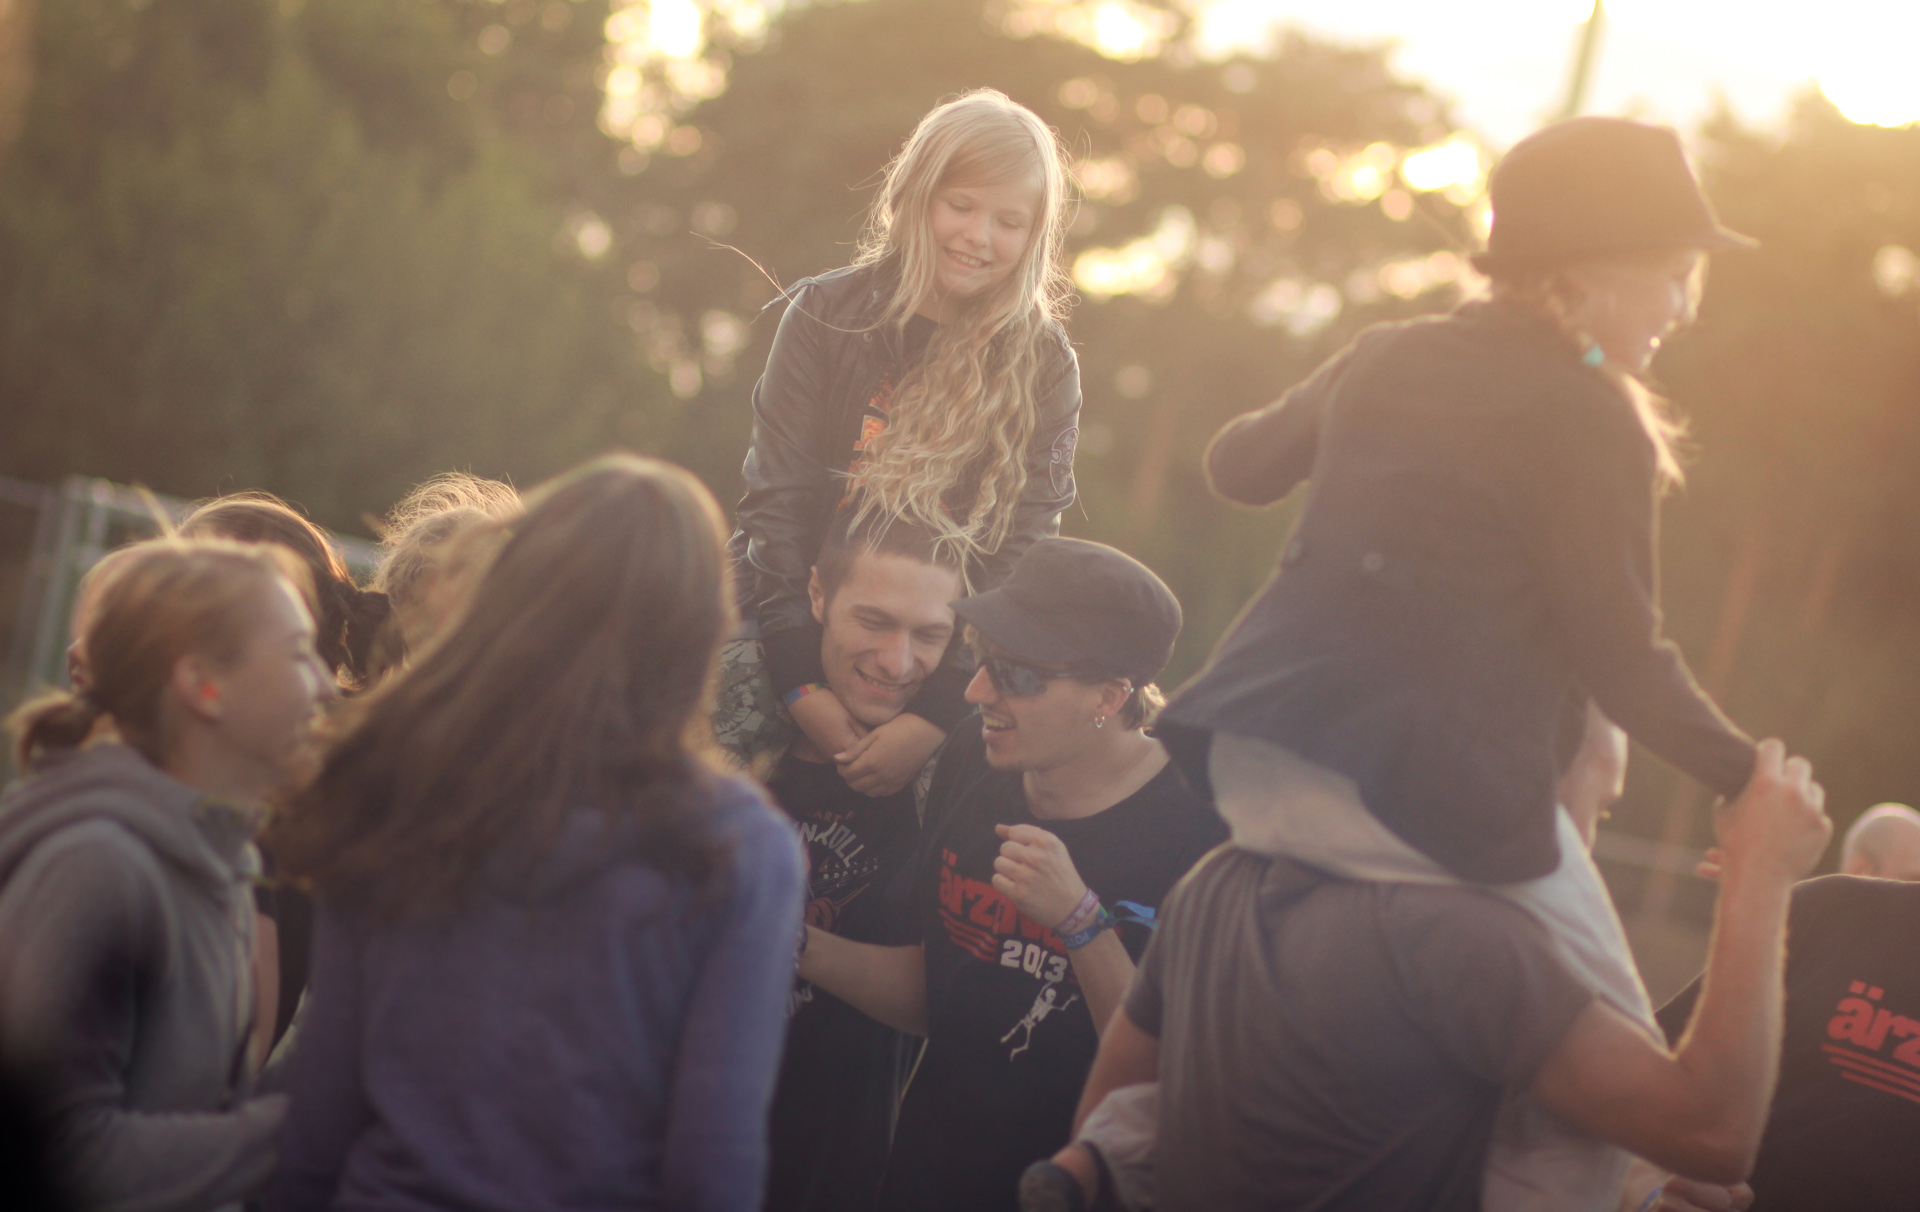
[973,648,1074,698]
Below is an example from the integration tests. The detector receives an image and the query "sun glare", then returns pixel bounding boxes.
[1400,138,1484,198]
[648,0,704,59]
[1820,74,1920,129]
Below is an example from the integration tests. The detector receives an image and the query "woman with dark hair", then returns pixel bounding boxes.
[265,455,806,1212]
[180,492,389,1055]
[0,538,336,1212]
[180,493,389,691]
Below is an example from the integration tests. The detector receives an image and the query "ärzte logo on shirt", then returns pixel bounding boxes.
[935,848,1073,984]
[1824,979,1920,1106]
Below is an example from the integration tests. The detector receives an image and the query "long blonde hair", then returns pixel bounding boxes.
[847,90,1074,571]
[1490,263,1689,487]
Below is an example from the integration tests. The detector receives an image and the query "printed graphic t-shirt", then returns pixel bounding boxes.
[1656,874,1920,1212]
[765,753,922,1212]
[878,723,1227,1212]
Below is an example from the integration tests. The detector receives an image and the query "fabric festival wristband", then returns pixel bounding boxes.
[1061,904,1114,951]
[783,683,828,708]
[1055,889,1100,937]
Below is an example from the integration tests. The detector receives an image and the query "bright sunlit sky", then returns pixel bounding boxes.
[1191,0,1920,146]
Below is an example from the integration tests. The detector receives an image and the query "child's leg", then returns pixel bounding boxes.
[1483,808,1656,1212]
[1019,1082,1159,1212]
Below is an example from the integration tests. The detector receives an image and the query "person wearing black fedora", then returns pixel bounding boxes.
[1138,115,1812,1210]
[795,537,1224,1212]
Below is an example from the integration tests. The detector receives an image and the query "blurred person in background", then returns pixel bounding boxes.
[764,511,962,1212]
[265,455,805,1212]
[1838,803,1920,881]
[798,539,1224,1212]
[180,492,389,1059]
[368,471,523,671]
[180,493,388,693]
[0,538,336,1212]
[1156,116,1776,1211]
[1637,848,1920,1209]
[1559,702,1629,851]
[720,89,1082,790]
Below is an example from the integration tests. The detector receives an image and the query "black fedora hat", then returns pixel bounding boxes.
[952,538,1181,682]
[1471,117,1757,274]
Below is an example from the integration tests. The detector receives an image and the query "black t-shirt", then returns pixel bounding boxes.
[1657,875,1920,1212]
[764,753,922,1212]
[878,723,1227,1212]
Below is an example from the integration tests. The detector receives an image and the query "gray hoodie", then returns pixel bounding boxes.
[0,743,285,1212]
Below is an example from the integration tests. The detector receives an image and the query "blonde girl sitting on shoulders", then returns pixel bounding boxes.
[721,88,1083,794]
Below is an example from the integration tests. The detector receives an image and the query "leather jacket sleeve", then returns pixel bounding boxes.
[734,278,841,652]
[1520,380,1757,800]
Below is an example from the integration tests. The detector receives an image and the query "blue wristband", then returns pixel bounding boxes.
[1635,1189,1662,1212]
[1061,903,1113,951]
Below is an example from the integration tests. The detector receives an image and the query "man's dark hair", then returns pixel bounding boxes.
[814,508,963,603]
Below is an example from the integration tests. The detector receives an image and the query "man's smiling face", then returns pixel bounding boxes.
[810,548,962,729]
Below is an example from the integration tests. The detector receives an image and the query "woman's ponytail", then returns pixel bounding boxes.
[8,691,106,770]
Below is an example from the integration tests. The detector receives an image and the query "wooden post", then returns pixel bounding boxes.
[1555,1,1607,123]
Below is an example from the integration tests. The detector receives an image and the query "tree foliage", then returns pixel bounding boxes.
[7,0,1919,851]
[0,0,654,524]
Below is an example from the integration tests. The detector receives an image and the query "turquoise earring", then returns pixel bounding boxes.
[1582,342,1606,367]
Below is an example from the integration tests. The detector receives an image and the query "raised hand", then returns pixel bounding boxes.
[992,823,1088,930]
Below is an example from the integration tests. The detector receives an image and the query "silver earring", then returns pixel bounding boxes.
[1093,715,1107,730]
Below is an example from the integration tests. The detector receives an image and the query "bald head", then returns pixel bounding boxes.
[1841,804,1920,881]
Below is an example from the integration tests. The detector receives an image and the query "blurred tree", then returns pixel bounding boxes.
[0,0,36,153]
[8,0,1917,867]
[0,0,662,526]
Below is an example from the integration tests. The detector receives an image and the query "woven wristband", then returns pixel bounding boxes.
[1055,888,1100,937]
[1061,903,1114,951]
[783,683,828,708]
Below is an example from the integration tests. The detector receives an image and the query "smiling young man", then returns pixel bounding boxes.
[797,538,1226,1212]
[764,513,963,1212]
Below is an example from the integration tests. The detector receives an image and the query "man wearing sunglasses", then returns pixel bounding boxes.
[798,538,1226,1212]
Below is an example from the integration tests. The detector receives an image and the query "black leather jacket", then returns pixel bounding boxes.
[729,261,1083,727]
[1164,300,1755,883]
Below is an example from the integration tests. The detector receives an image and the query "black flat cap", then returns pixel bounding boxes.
[953,538,1181,681]
[1472,116,1756,274]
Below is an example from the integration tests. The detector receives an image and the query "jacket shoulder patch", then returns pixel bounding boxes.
[1049,427,1079,497]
